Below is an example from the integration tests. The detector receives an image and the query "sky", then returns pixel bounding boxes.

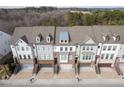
[0,0,124,8]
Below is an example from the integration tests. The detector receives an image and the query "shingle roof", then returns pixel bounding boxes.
[92,25,124,44]
[11,26,55,45]
[55,26,96,45]
[11,26,124,45]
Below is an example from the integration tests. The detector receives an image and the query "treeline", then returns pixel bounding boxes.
[0,7,124,34]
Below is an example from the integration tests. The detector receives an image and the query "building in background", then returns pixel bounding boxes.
[0,31,11,61]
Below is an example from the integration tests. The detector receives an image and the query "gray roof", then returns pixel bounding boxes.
[11,26,55,45]
[92,25,124,44]
[11,26,124,45]
[55,26,96,45]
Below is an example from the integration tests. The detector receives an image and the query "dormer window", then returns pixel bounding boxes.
[36,34,42,43]
[103,35,110,42]
[112,35,116,41]
[46,34,52,43]
[61,40,63,43]
[116,35,120,41]
[59,31,69,44]
[112,35,120,42]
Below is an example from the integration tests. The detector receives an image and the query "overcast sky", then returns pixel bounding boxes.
[0,0,124,8]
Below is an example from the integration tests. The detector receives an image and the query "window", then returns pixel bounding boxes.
[86,54,88,60]
[28,55,31,59]
[113,46,117,51]
[87,46,89,50]
[82,54,92,60]
[65,47,68,51]
[47,54,50,60]
[103,46,107,51]
[122,55,124,59]
[101,54,105,59]
[23,55,26,59]
[65,40,67,43]
[98,46,100,48]
[88,54,91,60]
[38,47,40,50]
[46,35,51,43]
[44,55,46,60]
[91,46,93,50]
[19,55,22,59]
[61,55,67,60]
[83,46,85,50]
[60,47,63,51]
[70,47,72,51]
[110,54,114,59]
[82,54,85,60]
[48,47,50,50]
[105,54,109,59]
[42,47,45,51]
[21,47,24,51]
[26,47,29,51]
[108,46,112,51]
[61,40,63,43]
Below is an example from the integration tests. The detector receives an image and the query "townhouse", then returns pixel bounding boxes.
[54,26,98,70]
[93,26,123,67]
[10,26,124,75]
[11,26,55,72]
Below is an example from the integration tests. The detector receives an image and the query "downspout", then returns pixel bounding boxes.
[53,26,56,64]
[14,45,20,64]
[95,43,103,66]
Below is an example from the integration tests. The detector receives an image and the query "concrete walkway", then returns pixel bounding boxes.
[1,78,124,87]
[1,67,124,86]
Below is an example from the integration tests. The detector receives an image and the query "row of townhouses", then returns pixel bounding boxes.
[10,26,124,75]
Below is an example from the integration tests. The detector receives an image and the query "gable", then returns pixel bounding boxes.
[85,38,96,44]
[15,39,28,46]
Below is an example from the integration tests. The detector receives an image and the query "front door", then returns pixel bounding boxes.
[60,54,68,63]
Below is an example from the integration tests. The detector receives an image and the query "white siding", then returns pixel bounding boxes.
[118,44,124,62]
[99,44,120,63]
[11,39,33,59]
[79,45,97,62]
[35,45,53,60]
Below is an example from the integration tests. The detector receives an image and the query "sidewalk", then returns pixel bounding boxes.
[4,67,124,86]
[10,71,33,80]
[1,78,124,87]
